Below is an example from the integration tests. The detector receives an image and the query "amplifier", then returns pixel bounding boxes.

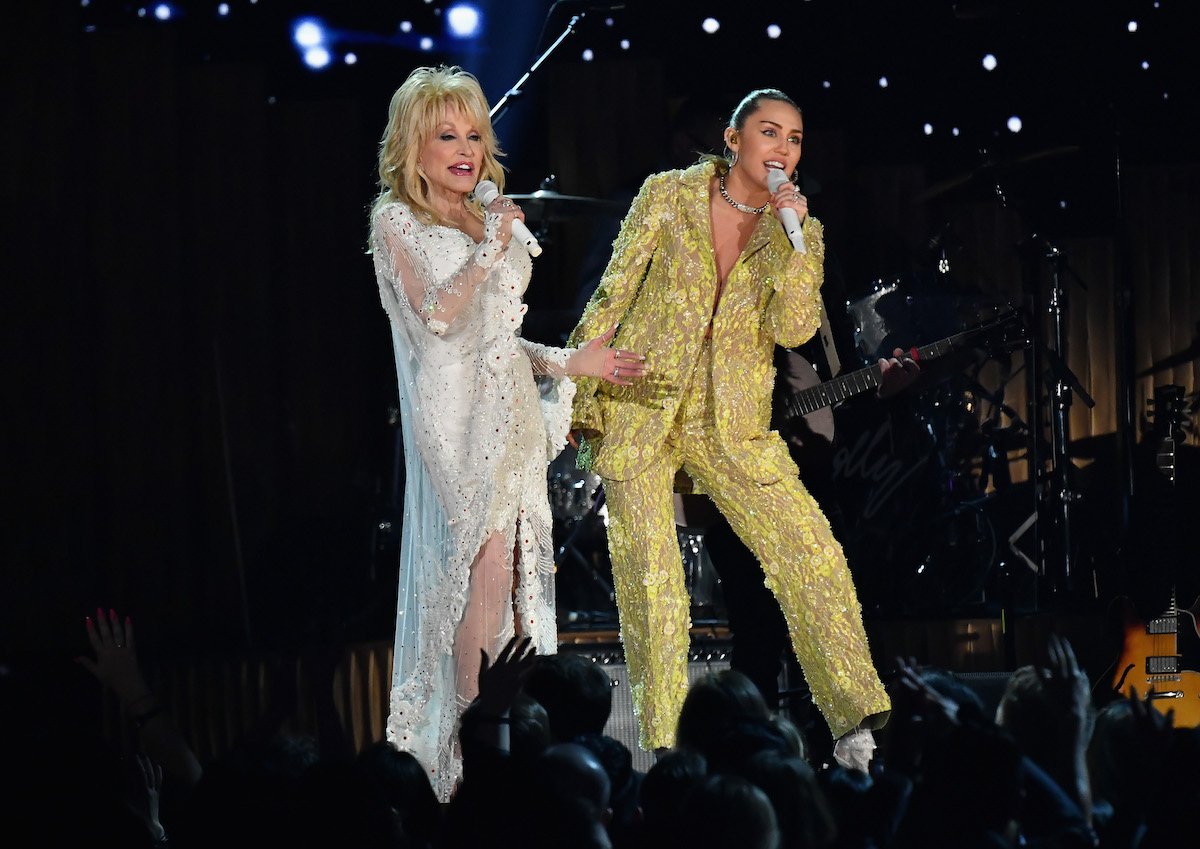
[564,640,732,773]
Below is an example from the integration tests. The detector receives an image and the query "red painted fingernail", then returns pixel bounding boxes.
[85,616,93,626]
[109,608,117,619]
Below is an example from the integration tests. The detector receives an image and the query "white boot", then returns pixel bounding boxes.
[832,727,876,774]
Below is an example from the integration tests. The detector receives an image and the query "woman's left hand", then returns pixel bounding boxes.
[770,179,808,225]
[571,324,647,386]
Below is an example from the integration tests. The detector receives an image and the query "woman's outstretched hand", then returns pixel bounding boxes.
[570,324,647,386]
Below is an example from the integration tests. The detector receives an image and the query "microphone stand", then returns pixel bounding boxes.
[489,12,587,125]
[995,175,1095,604]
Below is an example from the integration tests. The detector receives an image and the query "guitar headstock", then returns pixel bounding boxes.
[1146,385,1193,441]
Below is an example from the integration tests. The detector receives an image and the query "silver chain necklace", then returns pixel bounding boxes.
[719,173,768,215]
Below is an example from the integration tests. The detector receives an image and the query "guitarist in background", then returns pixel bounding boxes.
[703,246,921,765]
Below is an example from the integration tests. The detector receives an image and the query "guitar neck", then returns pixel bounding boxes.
[782,334,961,419]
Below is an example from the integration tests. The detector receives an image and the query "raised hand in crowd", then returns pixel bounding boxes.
[76,608,203,789]
[126,751,169,847]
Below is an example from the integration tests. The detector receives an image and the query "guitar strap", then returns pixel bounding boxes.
[817,298,841,378]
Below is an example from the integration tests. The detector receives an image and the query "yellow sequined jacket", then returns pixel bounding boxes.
[567,159,826,483]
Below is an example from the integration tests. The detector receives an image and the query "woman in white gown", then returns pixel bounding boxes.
[368,65,644,799]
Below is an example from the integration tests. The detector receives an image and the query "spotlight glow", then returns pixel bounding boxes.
[419,36,434,50]
[137,8,146,17]
[1141,60,1150,69]
[620,39,630,50]
[878,76,889,88]
[303,46,331,69]
[294,19,324,49]
[399,21,413,33]
[952,127,960,137]
[217,3,229,15]
[1007,115,1023,133]
[923,123,933,135]
[821,80,831,89]
[1127,20,1138,32]
[982,53,997,71]
[766,24,781,39]
[446,4,481,38]
[702,18,720,34]
[344,53,357,65]
[605,17,614,26]
[582,48,594,61]
[154,4,172,20]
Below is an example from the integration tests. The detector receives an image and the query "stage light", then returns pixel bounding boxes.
[878,76,889,88]
[217,3,229,16]
[952,127,960,137]
[137,8,146,17]
[702,18,720,34]
[822,80,831,89]
[81,0,89,7]
[420,36,434,50]
[923,123,933,135]
[400,21,413,33]
[154,4,173,21]
[982,53,997,71]
[582,48,594,61]
[345,53,357,65]
[1127,20,1138,32]
[1059,200,1068,209]
[446,4,481,38]
[620,39,630,50]
[1141,60,1150,69]
[294,19,324,49]
[766,24,781,39]
[1007,115,1022,132]
[304,46,331,70]
[605,17,614,26]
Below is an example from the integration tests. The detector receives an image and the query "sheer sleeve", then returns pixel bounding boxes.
[519,338,577,459]
[372,202,506,336]
[518,337,572,377]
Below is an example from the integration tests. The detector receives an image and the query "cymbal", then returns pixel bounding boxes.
[506,189,629,221]
[914,145,1081,204]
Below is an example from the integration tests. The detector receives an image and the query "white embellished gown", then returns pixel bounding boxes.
[371,200,574,799]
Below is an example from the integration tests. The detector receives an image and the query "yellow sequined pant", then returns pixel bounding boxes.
[602,340,891,749]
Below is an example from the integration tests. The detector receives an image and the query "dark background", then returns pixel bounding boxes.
[6,1,1198,663]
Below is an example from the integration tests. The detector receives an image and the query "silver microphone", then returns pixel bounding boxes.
[767,168,806,254]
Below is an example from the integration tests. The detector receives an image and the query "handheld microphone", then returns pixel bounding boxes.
[766,168,806,254]
[474,180,542,257]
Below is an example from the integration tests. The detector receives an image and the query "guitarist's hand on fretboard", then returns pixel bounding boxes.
[876,347,921,399]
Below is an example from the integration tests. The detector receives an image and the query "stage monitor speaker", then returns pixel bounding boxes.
[567,641,731,773]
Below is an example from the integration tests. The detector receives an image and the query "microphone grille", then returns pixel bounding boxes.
[766,168,790,192]
[474,180,498,204]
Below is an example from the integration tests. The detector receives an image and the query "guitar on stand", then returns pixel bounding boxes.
[1109,385,1200,726]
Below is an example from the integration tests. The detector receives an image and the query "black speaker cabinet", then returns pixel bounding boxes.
[566,640,732,773]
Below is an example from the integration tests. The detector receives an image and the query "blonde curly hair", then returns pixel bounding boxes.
[372,65,506,226]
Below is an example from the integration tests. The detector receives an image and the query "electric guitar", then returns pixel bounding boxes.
[777,309,1028,437]
[1110,387,1200,726]
[1112,591,1200,727]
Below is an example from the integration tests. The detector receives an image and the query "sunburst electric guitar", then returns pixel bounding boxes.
[1112,591,1200,727]
[1111,386,1200,727]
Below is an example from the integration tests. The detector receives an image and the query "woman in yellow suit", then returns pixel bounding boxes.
[568,88,890,766]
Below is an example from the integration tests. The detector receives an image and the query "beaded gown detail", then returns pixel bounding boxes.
[371,200,573,799]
